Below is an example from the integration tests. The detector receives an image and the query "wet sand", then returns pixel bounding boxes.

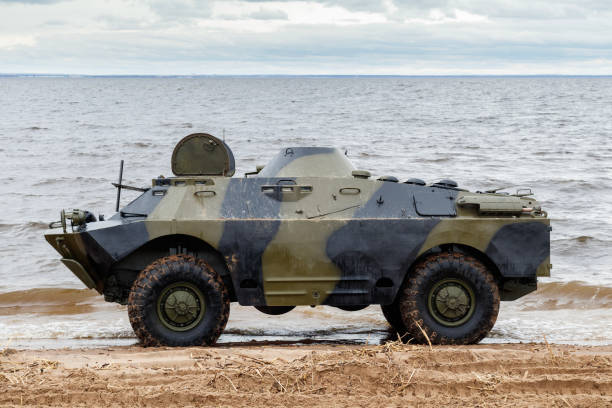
[1,342,610,407]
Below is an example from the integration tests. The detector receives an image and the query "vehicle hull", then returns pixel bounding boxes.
[47,189,550,306]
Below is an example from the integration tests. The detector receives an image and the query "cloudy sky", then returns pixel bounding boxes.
[1,0,611,75]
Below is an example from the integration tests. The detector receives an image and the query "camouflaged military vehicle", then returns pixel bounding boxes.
[46,133,551,346]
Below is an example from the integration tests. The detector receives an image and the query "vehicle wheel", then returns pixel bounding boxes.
[381,298,409,338]
[128,254,230,347]
[398,252,499,345]
[254,306,295,315]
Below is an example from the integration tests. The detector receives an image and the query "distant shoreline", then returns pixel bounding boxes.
[2,74,612,78]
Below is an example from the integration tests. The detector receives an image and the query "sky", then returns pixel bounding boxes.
[1,0,611,75]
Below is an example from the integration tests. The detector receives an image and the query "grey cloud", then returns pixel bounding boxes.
[2,0,612,74]
[242,0,388,12]
[41,19,68,26]
[249,8,288,20]
[16,19,612,63]
[390,1,590,19]
[145,0,212,21]
[216,7,288,21]
[311,0,387,12]
[0,0,68,3]
[97,15,151,30]
[241,0,610,19]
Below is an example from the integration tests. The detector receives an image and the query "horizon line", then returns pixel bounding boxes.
[2,73,612,78]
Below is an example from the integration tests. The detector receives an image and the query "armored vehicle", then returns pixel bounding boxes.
[46,133,551,346]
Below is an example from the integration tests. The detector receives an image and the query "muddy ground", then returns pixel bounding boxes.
[0,342,610,407]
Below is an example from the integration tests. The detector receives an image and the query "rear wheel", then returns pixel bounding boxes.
[397,252,499,345]
[128,255,230,346]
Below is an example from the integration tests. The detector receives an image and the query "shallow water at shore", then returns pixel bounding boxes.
[0,281,610,349]
[1,76,611,347]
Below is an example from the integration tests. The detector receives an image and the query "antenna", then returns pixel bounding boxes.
[222,128,225,141]
[115,160,124,212]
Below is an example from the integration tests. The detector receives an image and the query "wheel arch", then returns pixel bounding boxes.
[105,234,236,304]
[399,243,531,302]
[405,243,503,287]
[397,248,501,345]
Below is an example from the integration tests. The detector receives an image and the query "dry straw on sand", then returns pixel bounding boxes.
[0,342,610,407]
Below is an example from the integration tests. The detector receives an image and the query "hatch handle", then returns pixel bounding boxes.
[194,190,216,197]
[340,187,360,195]
[276,179,297,185]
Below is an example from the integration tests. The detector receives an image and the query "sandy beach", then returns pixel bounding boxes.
[1,342,610,407]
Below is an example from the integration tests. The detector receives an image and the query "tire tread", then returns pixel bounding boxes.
[399,252,500,345]
[127,254,230,347]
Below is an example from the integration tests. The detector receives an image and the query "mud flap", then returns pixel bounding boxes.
[61,258,99,292]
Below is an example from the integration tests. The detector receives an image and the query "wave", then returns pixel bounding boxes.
[32,176,109,186]
[126,141,152,148]
[538,281,612,299]
[552,235,612,246]
[22,126,49,131]
[78,123,119,130]
[551,236,611,257]
[72,151,110,158]
[423,157,451,163]
[0,288,101,316]
[0,221,50,232]
[159,122,193,128]
[558,182,600,192]
[553,235,600,243]
[0,288,99,305]
[73,331,136,339]
[522,281,612,310]
[1,281,609,317]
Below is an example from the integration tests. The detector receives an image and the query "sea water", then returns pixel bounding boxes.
[0,76,610,347]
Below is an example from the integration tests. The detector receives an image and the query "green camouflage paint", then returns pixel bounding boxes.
[45,134,551,309]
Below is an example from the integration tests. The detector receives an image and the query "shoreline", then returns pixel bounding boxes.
[1,343,610,407]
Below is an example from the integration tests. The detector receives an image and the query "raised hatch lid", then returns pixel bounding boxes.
[171,133,235,176]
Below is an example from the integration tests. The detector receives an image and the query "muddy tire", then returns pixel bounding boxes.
[398,252,500,345]
[128,255,230,347]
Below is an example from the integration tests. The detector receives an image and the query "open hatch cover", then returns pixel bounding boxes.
[171,133,235,177]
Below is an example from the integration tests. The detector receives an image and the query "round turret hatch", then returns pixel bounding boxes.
[171,133,235,176]
[258,147,354,177]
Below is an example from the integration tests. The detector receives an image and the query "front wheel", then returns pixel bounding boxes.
[397,252,500,345]
[128,255,230,346]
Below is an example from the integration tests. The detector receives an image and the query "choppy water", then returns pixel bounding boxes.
[1,76,611,348]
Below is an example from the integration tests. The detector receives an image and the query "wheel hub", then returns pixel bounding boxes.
[428,278,475,327]
[157,282,206,331]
